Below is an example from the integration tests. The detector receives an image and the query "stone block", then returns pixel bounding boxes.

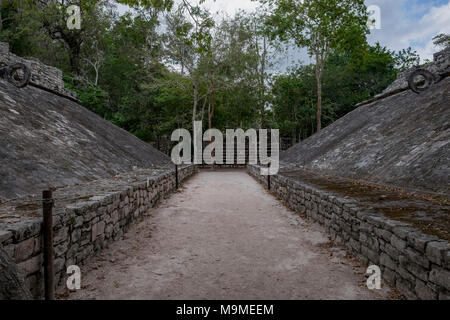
[0,230,12,244]
[390,234,406,251]
[374,227,392,242]
[404,248,430,269]
[53,226,69,245]
[415,280,438,300]
[14,237,35,262]
[407,232,439,253]
[18,255,42,276]
[380,252,397,270]
[399,255,428,282]
[71,229,82,243]
[425,241,448,265]
[429,268,450,291]
[55,241,69,258]
[361,245,379,264]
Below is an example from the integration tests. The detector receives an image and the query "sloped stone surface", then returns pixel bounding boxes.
[281,77,450,195]
[0,79,170,200]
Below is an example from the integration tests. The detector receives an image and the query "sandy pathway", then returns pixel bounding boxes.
[66,169,394,300]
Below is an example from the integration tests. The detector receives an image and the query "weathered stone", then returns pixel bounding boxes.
[445,251,450,269]
[105,224,114,239]
[9,220,41,243]
[399,255,429,282]
[0,230,12,244]
[380,253,397,270]
[361,245,379,264]
[407,232,439,253]
[404,248,430,269]
[383,267,396,285]
[439,290,450,300]
[393,227,417,240]
[425,241,448,265]
[397,266,416,283]
[383,242,400,261]
[71,229,82,243]
[429,268,450,291]
[111,210,119,223]
[396,278,417,300]
[390,234,406,251]
[415,280,437,300]
[54,242,69,258]
[280,47,450,196]
[348,238,361,252]
[14,237,35,262]
[54,257,65,274]
[53,227,69,245]
[17,255,41,276]
[65,244,79,260]
[0,247,33,300]
[33,236,42,255]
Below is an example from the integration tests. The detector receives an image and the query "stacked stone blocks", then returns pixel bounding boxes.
[248,164,450,300]
[0,165,197,298]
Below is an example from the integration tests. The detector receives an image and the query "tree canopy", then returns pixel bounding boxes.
[0,0,434,152]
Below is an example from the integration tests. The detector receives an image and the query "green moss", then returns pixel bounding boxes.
[281,170,450,241]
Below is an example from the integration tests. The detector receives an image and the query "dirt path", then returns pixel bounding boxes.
[66,169,395,300]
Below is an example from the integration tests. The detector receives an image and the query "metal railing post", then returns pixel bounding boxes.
[42,189,55,300]
[175,164,179,189]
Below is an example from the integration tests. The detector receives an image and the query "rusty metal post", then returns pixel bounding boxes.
[42,189,55,300]
[175,164,179,189]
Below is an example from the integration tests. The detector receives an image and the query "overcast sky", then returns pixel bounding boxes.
[118,0,450,70]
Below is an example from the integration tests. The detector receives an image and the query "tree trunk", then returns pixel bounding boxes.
[208,90,216,167]
[316,77,322,132]
[291,127,297,145]
[69,49,80,75]
[315,51,323,133]
[208,89,215,134]
[0,247,32,300]
[192,83,199,129]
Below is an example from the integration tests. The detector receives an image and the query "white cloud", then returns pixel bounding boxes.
[199,0,259,17]
[367,0,450,61]
[117,0,450,67]
[406,2,450,60]
[198,0,450,65]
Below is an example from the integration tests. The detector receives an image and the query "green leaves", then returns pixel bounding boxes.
[433,33,450,49]
[116,0,173,10]
[395,47,420,71]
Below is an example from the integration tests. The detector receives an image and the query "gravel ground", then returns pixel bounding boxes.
[64,169,397,300]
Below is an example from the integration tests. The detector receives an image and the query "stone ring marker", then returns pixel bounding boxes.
[407,69,438,94]
[408,67,450,94]
[0,63,31,88]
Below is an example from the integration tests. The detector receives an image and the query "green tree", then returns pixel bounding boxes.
[394,47,420,71]
[433,33,450,49]
[272,43,398,147]
[259,0,369,132]
[164,2,214,129]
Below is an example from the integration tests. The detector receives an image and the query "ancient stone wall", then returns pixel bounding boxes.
[0,165,197,298]
[361,46,450,103]
[0,42,76,100]
[248,165,450,300]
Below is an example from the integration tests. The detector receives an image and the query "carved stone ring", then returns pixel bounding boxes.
[0,63,31,88]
